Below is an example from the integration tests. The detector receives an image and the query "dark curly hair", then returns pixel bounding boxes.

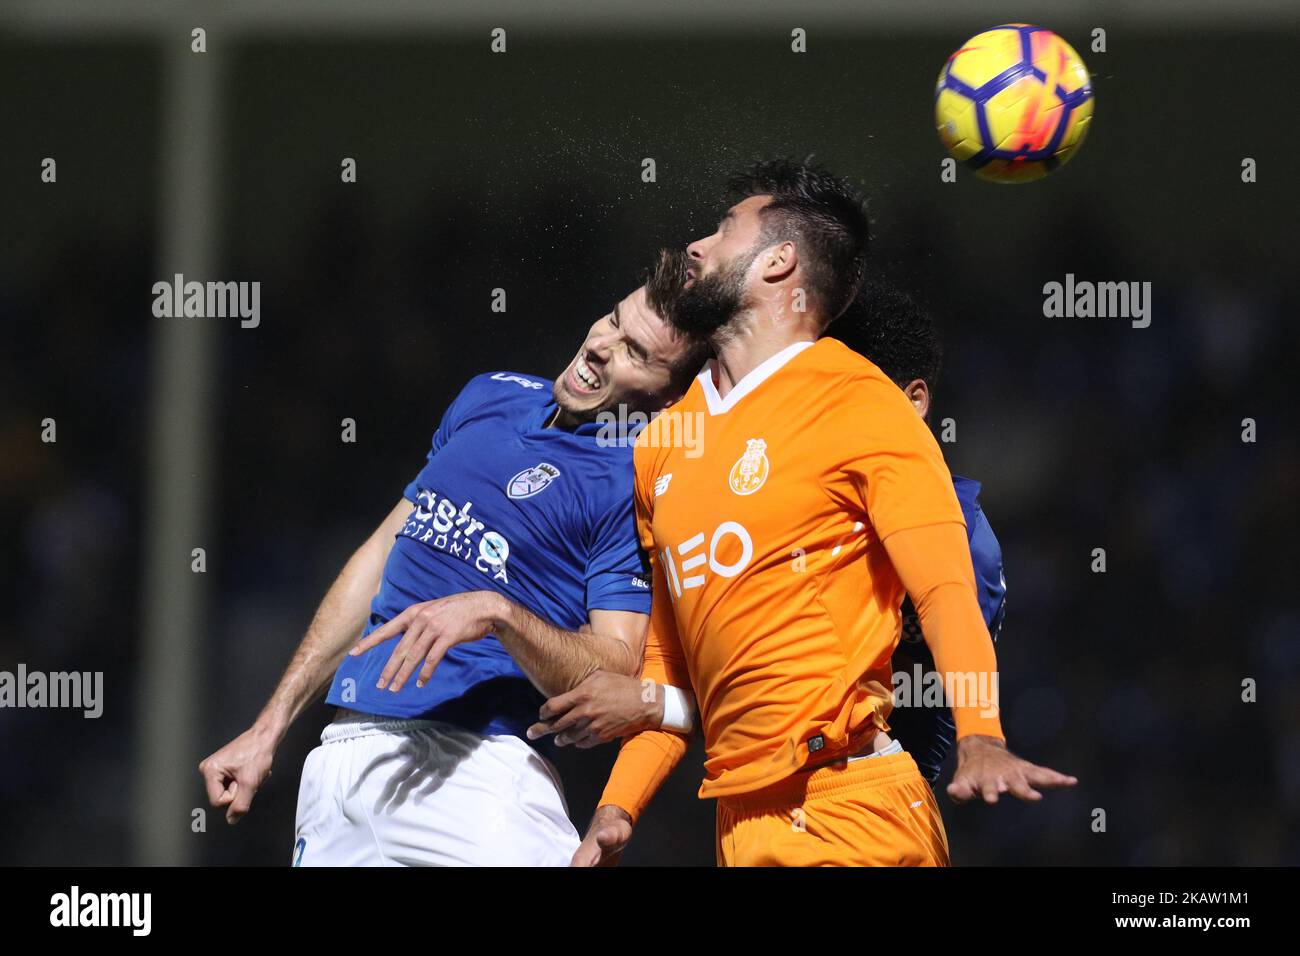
[831,279,943,393]
[726,158,870,324]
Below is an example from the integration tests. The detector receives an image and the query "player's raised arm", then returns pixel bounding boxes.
[882,524,1076,803]
[837,372,1076,805]
[198,497,410,824]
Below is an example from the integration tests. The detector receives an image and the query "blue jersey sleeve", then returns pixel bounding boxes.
[968,507,1007,641]
[402,375,491,502]
[584,491,653,616]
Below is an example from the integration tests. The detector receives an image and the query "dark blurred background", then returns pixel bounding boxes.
[1,2,1297,865]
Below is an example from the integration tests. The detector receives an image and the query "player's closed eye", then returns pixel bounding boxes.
[609,310,647,363]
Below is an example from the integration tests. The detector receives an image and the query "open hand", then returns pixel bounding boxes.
[349,591,502,693]
[948,735,1078,804]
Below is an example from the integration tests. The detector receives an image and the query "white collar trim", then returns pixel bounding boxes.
[699,339,816,416]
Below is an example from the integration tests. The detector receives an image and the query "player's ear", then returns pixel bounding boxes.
[760,240,797,283]
[903,379,930,419]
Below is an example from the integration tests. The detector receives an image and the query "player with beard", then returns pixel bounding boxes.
[571,160,1075,866]
[199,270,707,866]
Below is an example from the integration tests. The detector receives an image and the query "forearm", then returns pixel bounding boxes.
[491,597,640,697]
[598,728,689,824]
[884,522,1005,741]
[253,536,388,743]
[912,581,1003,740]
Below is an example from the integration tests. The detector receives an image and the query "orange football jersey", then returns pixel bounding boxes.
[633,336,967,798]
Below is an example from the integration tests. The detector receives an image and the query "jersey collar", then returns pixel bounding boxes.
[534,398,605,438]
[698,339,816,416]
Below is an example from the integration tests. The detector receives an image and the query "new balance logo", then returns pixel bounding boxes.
[654,474,672,497]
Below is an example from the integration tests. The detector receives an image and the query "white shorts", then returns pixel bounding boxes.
[292,713,580,866]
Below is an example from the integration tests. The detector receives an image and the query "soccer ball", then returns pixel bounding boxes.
[935,24,1094,183]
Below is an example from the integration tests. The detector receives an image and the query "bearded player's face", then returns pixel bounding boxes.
[675,194,773,336]
[686,194,771,281]
[553,285,691,423]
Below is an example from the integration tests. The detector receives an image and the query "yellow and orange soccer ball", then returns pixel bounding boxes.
[935,24,1094,182]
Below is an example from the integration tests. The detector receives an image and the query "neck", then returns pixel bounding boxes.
[546,405,579,429]
[709,306,822,398]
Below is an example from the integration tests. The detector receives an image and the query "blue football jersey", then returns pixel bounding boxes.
[326,372,652,739]
[889,474,1007,782]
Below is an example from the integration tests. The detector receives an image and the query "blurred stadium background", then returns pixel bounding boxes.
[1,0,1297,865]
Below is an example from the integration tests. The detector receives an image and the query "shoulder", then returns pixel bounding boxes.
[801,339,924,434]
[633,372,705,462]
[442,371,553,426]
[459,370,553,402]
[808,336,895,384]
[953,474,1002,553]
[950,475,984,526]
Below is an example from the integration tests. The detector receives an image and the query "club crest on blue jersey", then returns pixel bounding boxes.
[507,462,561,499]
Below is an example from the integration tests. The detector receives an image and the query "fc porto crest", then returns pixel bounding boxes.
[728,438,770,496]
[508,462,561,499]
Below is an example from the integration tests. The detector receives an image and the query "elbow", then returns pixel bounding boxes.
[615,647,641,678]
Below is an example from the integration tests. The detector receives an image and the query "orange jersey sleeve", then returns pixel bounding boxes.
[828,364,965,541]
[598,455,692,821]
[882,521,1004,741]
[632,446,693,687]
[598,727,689,824]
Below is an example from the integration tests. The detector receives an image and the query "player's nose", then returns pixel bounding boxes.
[685,237,709,264]
[584,334,613,363]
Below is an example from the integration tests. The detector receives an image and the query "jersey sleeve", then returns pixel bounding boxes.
[584,489,653,615]
[597,448,693,822]
[639,536,693,689]
[598,727,689,825]
[968,505,1007,641]
[628,439,691,686]
[836,376,965,539]
[630,438,658,553]
[889,507,1007,780]
[402,374,489,502]
[884,522,1005,742]
[597,553,692,821]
